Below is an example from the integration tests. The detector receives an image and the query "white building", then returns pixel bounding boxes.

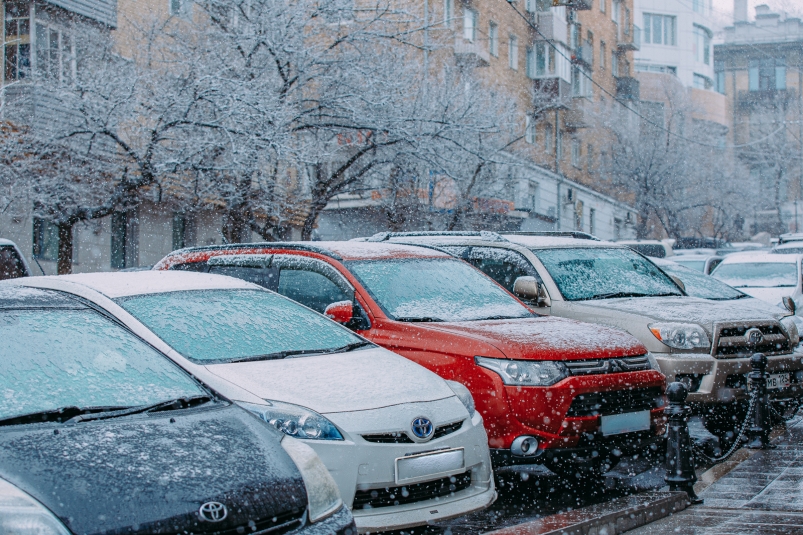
[634,0,717,90]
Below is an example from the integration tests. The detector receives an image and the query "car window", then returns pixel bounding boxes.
[347,258,533,322]
[208,265,279,291]
[712,262,798,288]
[0,246,26,280]
[626,244,666,258]
[117,289,364,364]
[278,270,350,313]
[659,263,746,300]
[0,309,205,421]
[532,247,683,301]
[673,259,706,272]
[465,247,541,293]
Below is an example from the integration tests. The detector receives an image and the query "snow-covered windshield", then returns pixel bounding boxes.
[532,247,683,301]
[117,289,365,364]
[658,263,746,301]
[712,262,798,288]
[347,258,533,322]
[0,309,205,421]
[672,259,706,272]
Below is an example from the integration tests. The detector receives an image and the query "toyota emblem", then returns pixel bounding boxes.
[199,501,228,523]
[745,328,764,347]
[411,417,434,440]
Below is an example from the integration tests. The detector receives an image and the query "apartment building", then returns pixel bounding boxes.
[715,4,803,234]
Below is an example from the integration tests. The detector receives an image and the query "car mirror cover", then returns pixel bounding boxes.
[513,276,540,300]
[324,301,354,324]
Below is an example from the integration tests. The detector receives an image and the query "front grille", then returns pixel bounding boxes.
[567,387,663,417]
[362,420,464,444]
[162,508,305,535]
[713,321,791,358]
[564,355,652,376]
[352,472,472,510]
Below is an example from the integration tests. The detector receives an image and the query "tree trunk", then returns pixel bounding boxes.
[57,222,73,275]
[222,211,250,244]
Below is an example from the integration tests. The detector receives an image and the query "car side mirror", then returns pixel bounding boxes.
[783,296,796,315]
[513,276,550,307]
[670,275,686,293]
[324,301,354,324]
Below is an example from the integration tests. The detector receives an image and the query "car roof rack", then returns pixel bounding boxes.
[778,233,803,244]
[502,231,601,241]
[365,231,508,242]
[170,242,343,261]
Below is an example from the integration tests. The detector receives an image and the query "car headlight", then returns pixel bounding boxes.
[649,323,710,350]
[281,437,343,523]
[0,477,70,535]
[238,401,344,440]
[475,356,568,386]
[781,316,800,347]
[445,380,475,416]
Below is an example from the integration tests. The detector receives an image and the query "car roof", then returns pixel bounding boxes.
[718,252,803,264]
[0,284,82,308]
[30,271,260,299]
[502,234,621,248]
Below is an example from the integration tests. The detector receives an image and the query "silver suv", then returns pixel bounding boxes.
[365,231,803,438]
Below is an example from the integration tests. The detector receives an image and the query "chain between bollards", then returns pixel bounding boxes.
[746,353,776,450]
[664,382,703,505]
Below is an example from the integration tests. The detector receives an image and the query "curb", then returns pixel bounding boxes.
[485,491,689,535]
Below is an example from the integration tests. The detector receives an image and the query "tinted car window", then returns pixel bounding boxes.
[347,258,532,322]
[117,289,364,364]
[0,309,205,420]
[0,246,26,280]
[278,270,350,313]
[712,262,798,288]
[659,263,746,300]
[627,244,666,258]
[209,265,279,291]
[532,247,683,301]
[465,247,541,293]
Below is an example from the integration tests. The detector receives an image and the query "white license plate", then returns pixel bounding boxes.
[600,411,651,436]
[749,373,791,391]
[395,448,465,485]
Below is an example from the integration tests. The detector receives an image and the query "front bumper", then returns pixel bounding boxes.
[300,506,357,535]
[306,398,495,534]
[655,350,803,409]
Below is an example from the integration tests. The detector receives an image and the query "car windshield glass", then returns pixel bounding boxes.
[346,258,532,322]
[117,289,364,364]
[658,263,745,300]
[0,309,205,421]
[532,247,683,301]
[627,244,666,258]
[673,259,706,272]
[712,262,798,288]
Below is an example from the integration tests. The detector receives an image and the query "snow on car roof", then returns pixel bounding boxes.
[38,271,258,298]
[718,252,803,264]
[502,235,619,248]
[317,241,449,260]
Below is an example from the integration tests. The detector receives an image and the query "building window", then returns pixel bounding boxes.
[693,25,711,65]
[600,0,606,13]
[525,46,534,78]
[535,0,552,11]
[508,34,518,71]
[714,60,725,94]
[692,0,705,14]
[463,8,477,41]
[169,0,192,17]
[3,3,31,81]
[525,116,535,144]
[571,139,581,167]
[600,41,606,70]
[534,42,556,76]
[611,51,619,76]
[693,73,712,90]
[589,208,596,235]
[749,58,786,91]
[643,14,676,46]
[612,0,620,23]
[489,22,499,56]
[544,122,553,153]
[587,143,595,169]
[574,200,584,231]
[444,0,454,28]
[34,23,75,84]
[32,218,58,261]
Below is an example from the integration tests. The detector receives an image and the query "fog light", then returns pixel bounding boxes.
[511,436,540,457]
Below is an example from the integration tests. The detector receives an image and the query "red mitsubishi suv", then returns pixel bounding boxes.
[155,241,666,478]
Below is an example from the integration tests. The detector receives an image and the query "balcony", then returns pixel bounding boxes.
[453,37,490,68]
[533,77,572,109]
[617,24,641,51]
[615,76,640,100]
[571,41,594,68]
[532,12,569,44]
[551,0,591,10]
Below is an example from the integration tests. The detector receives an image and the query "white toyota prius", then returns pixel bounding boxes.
[14,271,495,533]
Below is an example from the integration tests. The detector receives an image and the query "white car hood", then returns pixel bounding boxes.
[737,287,794,306]
[204,347,456,414]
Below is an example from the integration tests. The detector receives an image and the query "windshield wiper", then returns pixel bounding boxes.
[582,291,681,300]
[395,317,445,322]
[0,406,130,427]
[315,341,374,354]
[66,395,215,424]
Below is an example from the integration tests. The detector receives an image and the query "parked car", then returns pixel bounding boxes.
[371,232,803,440]
[712,253,803,313]
[0,239,31,280]
[154,242,667,481]
[0,283,355,535]
[670,253,724,275]
[18,271,495,533]
[616,239,674,258]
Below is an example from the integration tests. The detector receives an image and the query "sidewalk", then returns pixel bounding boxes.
[628,416,803,534]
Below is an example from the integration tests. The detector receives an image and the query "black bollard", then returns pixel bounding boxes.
[664,382,702,504]
[747,353,775,449]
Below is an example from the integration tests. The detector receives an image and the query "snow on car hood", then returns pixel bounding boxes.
[572,296,787,331]
[737,287,794,306]
[418,316,647,360]
[204,347,455,414]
